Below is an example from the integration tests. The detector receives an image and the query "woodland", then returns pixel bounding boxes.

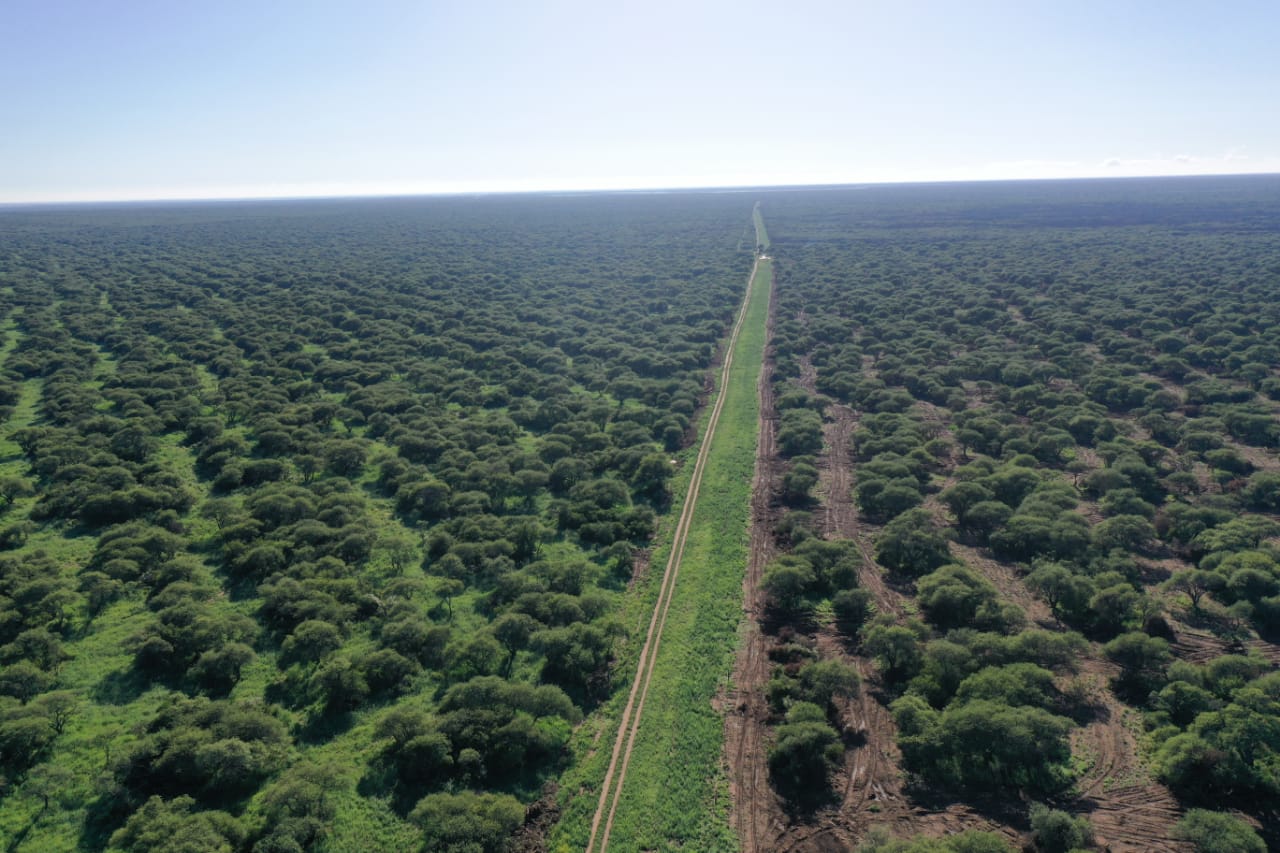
[1,174,1279,853]
[0,193,752,851]
[744,175,1280,853]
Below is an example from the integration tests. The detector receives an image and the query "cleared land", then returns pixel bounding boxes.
[564,231,772,853]
[727,177,1280,853]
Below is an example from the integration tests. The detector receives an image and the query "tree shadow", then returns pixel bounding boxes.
[904,780,1034,832]
[356,759,424,817]
[79,789,134,852]
[91,666,151,705]
[297,708,357,744]
[777,779,841,818]
[6,812,39,853]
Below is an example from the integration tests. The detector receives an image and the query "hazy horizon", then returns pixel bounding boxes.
[5,170,1280,209]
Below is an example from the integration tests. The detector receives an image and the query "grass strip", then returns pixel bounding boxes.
[551,254,770,852]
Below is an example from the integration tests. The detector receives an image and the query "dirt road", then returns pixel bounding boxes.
[725,259,779,852]
[585,248,770,853]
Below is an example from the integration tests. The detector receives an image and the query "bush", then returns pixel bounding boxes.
[762,556,816,612]
[109,795,245,853]
[875,509,950,577]
[832,588,873,636]
[793,658,859,711]
[409,790,525,853]
[768,702,843,800]
[1173,809,1265,853]
[777,409,824,457]
[894,698,1074,794]
[1029,803,1091,853]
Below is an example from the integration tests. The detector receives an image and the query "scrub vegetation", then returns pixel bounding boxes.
[3,174,1280,853]
[731,175,1280,851]
[0,193,752,852]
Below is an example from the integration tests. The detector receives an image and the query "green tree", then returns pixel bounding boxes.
[310,657,369,713]
[762,557,816,612]
[109,796,245,853]
[782,462,819,505]
[768,702,844,800]
[1173,809,1265,853]
[794,658,859,712]
[492,612,538,673]
[895,698,1074,793]
[1092,514,1157,553]
[409,791,525,853]
[0,476,34,509]
[875,509,950,577]
[864,623,924,684]
[1025,563,1093,623]
[777,409,824,457]
[1162,569,1225,612]
[437,578,465,619]
[1104,632,1171,694]
[832,588,873,636]
[1028,803,1092,853]
[281,620,343,665]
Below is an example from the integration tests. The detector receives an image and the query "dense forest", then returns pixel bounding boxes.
[738,175,1280,852]
[0,193,754,851]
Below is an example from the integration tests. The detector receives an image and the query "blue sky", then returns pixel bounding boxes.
[3,0,1278,202]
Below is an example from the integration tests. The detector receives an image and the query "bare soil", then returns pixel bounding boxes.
[822,404,905,619]
[729,380,1010,850]
[1069,658,1188,853]
[726,310,1280,852]
[514,783,560,853]
[725,264,782,852]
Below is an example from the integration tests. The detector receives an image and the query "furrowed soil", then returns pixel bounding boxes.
[728,350,1211,853]
[728,293,1017,849]
[724,260,778,853]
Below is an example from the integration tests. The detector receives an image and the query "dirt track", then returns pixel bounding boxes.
[728,356,1012,851]
[729,370,1200,852]
[931,466,1192,849]
[725,261,779,852]
[585,254,765,853]
[1069,659,1188,853]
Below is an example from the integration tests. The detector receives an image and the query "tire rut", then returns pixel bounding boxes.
[726,259,779,853]
[587,252,765,853]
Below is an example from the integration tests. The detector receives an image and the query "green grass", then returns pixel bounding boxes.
[550,256,771,852]
[752,204,770,252]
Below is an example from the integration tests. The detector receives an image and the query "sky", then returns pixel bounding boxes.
[2,0,1279,203]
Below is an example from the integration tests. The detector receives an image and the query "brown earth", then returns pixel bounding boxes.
[725,261,783,852]
[1062,648,1188,852]
[729,376,1013,850]
[943,542,1192,852]
[514,783,560,853]
[820,403,905,620]
[726,300,1280,852]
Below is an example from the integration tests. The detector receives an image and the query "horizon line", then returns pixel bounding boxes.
[3,169,1279,208]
